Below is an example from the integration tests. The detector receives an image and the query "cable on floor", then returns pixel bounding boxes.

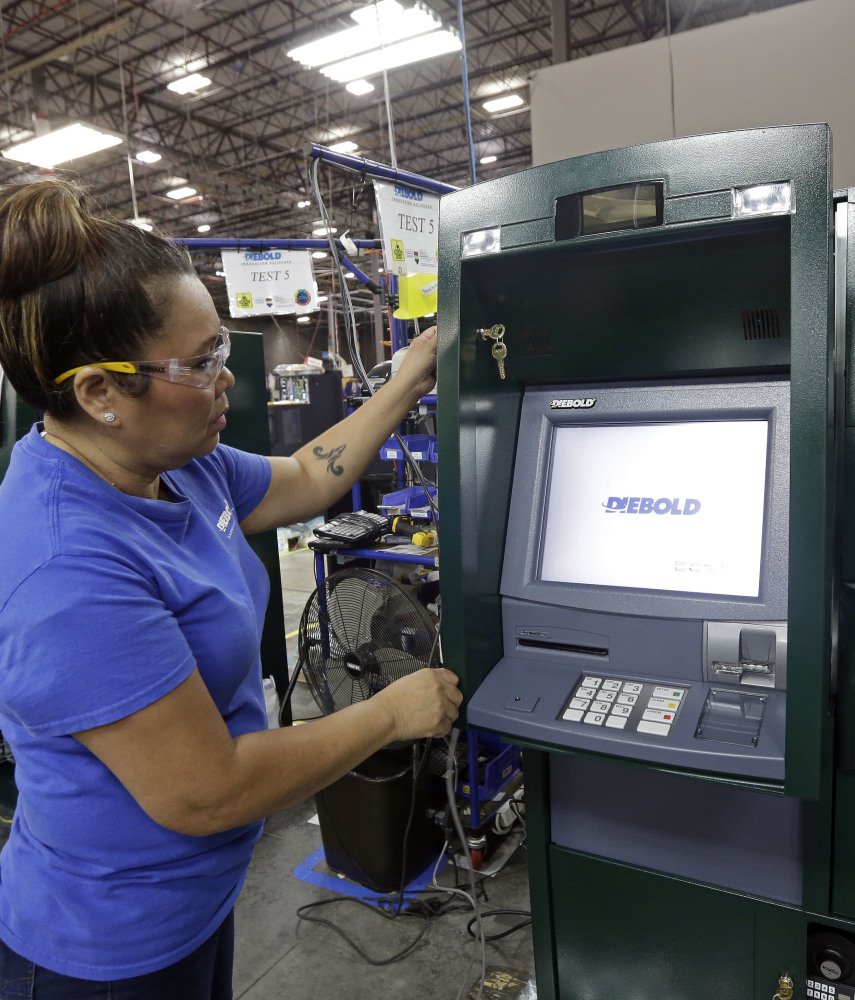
[466,909,532,942]
[296,895,431,966]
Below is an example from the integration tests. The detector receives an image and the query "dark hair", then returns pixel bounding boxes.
[0,179,195,416]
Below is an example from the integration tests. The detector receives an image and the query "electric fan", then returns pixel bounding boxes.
[298,566,445,892]
[297,566,440,717]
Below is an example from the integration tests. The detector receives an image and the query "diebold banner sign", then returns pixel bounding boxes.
[221,249,318,318]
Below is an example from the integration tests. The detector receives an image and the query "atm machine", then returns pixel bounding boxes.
[437,125,855,998]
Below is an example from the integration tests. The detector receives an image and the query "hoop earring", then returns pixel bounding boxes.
[103,411,116,424]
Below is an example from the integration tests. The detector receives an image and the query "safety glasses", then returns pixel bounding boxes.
[54,327,231,389]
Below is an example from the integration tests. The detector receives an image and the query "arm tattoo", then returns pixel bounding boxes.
[313,443,346,476]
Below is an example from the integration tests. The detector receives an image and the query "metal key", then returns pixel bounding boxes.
[492,340,507,379]
[478,323,505,341]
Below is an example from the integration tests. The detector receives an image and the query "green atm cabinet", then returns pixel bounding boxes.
[437,126,855,999]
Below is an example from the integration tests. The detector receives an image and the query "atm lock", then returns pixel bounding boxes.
[773,973,794,1000]
[477,324,508,380]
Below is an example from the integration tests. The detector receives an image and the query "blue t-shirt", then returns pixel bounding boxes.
[0,424,273,979]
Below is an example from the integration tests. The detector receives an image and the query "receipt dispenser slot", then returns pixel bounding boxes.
[695,688,767,748]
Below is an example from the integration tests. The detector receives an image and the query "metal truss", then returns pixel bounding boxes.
[0,0,809,318]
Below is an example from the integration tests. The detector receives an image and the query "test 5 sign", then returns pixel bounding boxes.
[220,249,318,318]
[373,180,440,276]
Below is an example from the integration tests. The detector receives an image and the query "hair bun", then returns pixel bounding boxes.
[0,179,105,297]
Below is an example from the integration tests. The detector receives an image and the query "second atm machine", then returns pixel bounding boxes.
[438,125,855,999]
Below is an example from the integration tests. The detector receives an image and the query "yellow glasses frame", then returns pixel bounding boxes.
[54,327,231,389]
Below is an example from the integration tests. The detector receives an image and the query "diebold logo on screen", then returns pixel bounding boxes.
[603,496,701,515]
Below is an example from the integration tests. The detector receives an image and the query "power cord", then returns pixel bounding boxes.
[389,739,435,917]
[466,910,531,943]
[441,727,486,1000]
[295,895,431,966]
[293,732,527,994]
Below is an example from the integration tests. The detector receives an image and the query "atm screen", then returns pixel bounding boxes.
[539,420,769,597]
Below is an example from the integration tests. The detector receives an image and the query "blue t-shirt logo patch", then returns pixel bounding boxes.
[217,500,233,534]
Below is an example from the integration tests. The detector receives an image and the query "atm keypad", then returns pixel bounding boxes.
[561,676,689,737]
[807,981,851,1000]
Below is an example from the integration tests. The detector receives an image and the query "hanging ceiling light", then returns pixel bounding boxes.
[346,79,375,96]
[482,93,524,114]
[167,72,212,95]
[287,1,459,83]
[2,123,122,169]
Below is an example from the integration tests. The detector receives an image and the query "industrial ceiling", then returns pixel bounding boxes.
[0,0,805,315]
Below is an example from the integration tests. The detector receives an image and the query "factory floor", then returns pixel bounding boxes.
[231,546,536,999]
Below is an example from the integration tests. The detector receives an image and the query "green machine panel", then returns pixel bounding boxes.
[0,378,40,811]
[218,331,289,709]
[551,846,807,1000]
[437,127,850,998]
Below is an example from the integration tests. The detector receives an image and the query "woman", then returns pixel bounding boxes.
[0,179,461,998]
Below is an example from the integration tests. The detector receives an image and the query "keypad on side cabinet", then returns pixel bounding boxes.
[807,979,852,999]
[560,675,688,738]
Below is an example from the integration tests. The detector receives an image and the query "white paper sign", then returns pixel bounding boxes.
[373,179,439,275]
[221,249,319,318]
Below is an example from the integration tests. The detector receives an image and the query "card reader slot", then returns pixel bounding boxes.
[518,638,609,657]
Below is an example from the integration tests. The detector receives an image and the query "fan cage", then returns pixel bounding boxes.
[298,567,439,716]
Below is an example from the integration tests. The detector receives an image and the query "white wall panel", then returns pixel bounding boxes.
[531,0,855,187]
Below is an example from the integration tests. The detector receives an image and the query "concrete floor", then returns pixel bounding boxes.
[231,547,536,999]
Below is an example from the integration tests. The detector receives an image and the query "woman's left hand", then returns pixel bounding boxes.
[395,326,437,401]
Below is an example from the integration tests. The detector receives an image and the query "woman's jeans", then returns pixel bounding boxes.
[0,911,233,1000]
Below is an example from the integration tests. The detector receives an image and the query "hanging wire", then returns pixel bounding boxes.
[665,0,677,139]
[112,1,139,221]
[456,0,477,186]
[381,63,397,171]
[369,1,398,169]
[0,2,17,135]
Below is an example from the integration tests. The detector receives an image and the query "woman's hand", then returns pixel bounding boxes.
[373,666,462,741]
[394,326,437,402]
